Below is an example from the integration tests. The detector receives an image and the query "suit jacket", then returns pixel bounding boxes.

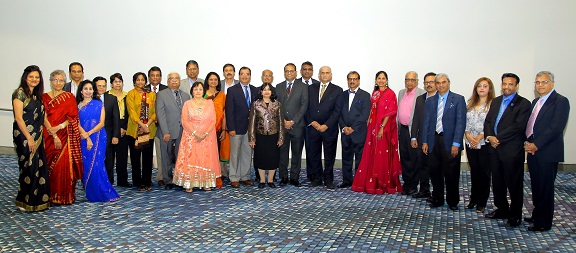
[398,88,425,132]
[306,82,343,136]
[411,93,428,143]
[221,79,239,93]
[483,93,531,160]
[338,88,371,143]
[64,81,79,96]
[297,77,320,86]
[155,88,191,139]
[422,91,467,152]
[276,79,309,128]
[181,78,205,95]
[102,93,120,139]
[225,83,259,135]
[145,83,167,93]
[527,90,570,163]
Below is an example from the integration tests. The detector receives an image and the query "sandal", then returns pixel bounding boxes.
[138,186,146,191]
[204,187,212,191]
[186,188,193,193]
[145,186,152,191]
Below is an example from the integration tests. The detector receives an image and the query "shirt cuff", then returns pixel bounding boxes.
[410,138,416,141]
[452,142,461,148]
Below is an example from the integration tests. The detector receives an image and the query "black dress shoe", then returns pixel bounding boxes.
[485,210,508,219]
[279,179,289,186]
[258,182,266,188]
[290,180,301,187]
[338,183,352,188]
[118,182,133,187]
[412,192,431,198]
[449,206,458,211]
[268,182,277,188]
[164,184,174,190]
[310,181,323,187]
[466,202,476,209]
[426,197,434,203]
[527,225,550,232]
[325,182,335,189]
[401,188,417,195]
[506,218,522,227]
[429,201,444,208]
[524,217,535,223]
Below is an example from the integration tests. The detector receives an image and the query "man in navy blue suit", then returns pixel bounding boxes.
[422,73,466,211]
[524,71,570,232]
[338,71,371,188]
[305,66,343,189]
[225,67,259,188]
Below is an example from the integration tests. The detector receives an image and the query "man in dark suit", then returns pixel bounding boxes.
[297,61,320,86]
[156,72,190,190]
[276,63,309,187]
[398,71,426,195]
[422,73,466,211]
[483,73,531,227]
[93,76,121,185]
[145,66,168,186]
[305,66,343,189]
[64,62,84,97]
[338,71,370,188]
[411,72,437,199]
[225,66,259,188]
[524,71,570,232]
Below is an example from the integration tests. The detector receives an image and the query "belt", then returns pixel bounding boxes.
[435,132,444,136]
[400,124,409,128]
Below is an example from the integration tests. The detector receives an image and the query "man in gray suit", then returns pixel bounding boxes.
[221,63,238,95]
[156,72,191,190]
[276,63,309,187]
[398,71,425,195]
[180,60,204,96]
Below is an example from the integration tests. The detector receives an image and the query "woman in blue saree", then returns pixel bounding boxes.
[76,80,119,202]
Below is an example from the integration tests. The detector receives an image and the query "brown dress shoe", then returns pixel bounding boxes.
[158,180,165,186]
[243,180,254,186]
[231,182,240,188]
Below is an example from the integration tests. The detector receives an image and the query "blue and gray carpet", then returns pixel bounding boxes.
[0,154,574,252]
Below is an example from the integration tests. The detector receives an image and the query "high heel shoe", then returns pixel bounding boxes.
[466,202,476,209]
[476,206,485,213]
[258,182,266,188]
[267,182,277,188]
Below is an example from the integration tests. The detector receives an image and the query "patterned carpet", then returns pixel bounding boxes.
[0,154,574,252]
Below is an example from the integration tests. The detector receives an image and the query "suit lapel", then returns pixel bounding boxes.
[535,91,557,123]
[501,94,520,118]
[320,83,334,103]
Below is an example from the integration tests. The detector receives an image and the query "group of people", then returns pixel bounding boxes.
[12,61,569,233]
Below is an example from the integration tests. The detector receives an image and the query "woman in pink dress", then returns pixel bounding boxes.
[173,81,221,192]
[352,71,402,194]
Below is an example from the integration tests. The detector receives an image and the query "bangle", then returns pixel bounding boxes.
[205,132,209,137]
[192,130,197,135]
[59,123,64,129]
[380,124,384,128]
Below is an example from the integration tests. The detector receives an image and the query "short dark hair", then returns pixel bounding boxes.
[148,66,162,77]
[186,60,199,69]
[301,61,313,69]
[423,72,437,80]
[347,71,360,80]
[92,76,107,85]
[76,79,99,104]
[256,83,277,101]
[223,63,235,72]
[19,65,44,98]
[110,73,123,88]
[284,63,297,71]
[190,81,206,97]
[133,72,147,84]
[501,73,520,84]
[239,66,251,75]
[204,72,222,92]
[69,62,84,72]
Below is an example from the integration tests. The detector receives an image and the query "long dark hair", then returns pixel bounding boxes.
[203,72,222,92]
[256,83,277,101]
[467,77,495,111]
[19,65,44,98]
[76,79,100,104]
[374,70,388,91]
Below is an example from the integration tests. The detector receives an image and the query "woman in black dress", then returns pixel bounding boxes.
[248,83,284,188]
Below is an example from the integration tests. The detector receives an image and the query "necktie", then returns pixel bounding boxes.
[153,86,157,93]
[436,97,444,134]
[244,85,250,107]
[494,98,509,135]
[175,90,182,108]
[320,84,327,100]
[526,98,543,137]
[306,80,310,85]
[287,82,292,96]
[348,90,356,94]
[97,94,101,100]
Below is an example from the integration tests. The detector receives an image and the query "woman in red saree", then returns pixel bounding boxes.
[42,70,83,204]
[352,71,402,194]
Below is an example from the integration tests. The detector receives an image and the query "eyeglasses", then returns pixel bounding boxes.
[284,70,295,73]
[347,78,359,81]
[534,80,550,85]
[301,68,313,71]
[424,81,435,85]
[240,73,251,76]
[168,77,179,81]
[435,81,449,85]
[405,78,418,82]
[50,79,65,83]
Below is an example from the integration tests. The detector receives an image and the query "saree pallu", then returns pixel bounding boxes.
[13,88,50,211]
[42,92,83,205]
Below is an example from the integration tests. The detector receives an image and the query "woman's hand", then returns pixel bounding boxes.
[48,125,60,135]
[27,136,36,154]
[219,130,226,141]
[249,141,255,149]
[53,135,62,149]
[86,138,93,151]
[81,131,89,140]
[377,127,384,140]
[120,128,126,137]
[277,140,283,147]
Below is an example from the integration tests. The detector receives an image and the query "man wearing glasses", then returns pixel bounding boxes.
[180,60,204,96]
[397,71,425,195]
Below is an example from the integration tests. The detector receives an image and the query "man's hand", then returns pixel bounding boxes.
[422,144,428,155]
[451,146,459,157]
[163,133,171,142]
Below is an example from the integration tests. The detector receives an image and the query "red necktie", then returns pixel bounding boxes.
[153,86,157,93]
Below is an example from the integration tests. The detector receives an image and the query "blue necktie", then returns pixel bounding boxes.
[494,98,509,135]
[244,85,250,107]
